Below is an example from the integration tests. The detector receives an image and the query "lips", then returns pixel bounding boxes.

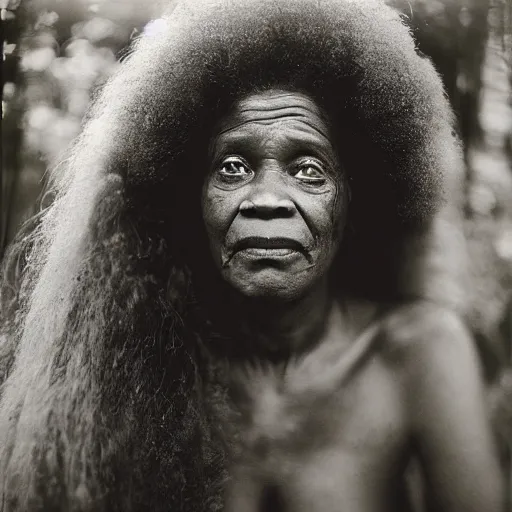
[234,237,305,253]
[229,236,311,262]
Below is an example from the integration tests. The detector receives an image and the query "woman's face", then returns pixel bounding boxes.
[202,89,347,300]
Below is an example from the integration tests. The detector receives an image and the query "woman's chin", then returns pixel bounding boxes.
[223,268,315,302]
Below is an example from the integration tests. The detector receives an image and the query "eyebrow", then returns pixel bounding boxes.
[210,127,341,171]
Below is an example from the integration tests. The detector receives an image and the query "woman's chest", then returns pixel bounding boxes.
[208,353,408,476]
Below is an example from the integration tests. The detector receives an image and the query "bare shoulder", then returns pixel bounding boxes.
[377,301,477,373]
[378,304,504,512]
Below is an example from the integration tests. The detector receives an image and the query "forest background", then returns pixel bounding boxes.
[1,0,512,506]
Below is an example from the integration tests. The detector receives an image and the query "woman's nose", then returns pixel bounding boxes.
[239,170,295,218]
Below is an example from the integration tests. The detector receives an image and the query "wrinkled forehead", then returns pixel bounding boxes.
[213,89,333,141]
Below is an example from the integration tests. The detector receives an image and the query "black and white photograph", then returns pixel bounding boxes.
[1,0,511,510]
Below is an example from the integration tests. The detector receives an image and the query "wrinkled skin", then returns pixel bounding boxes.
[202,90,347,301]
[200,91,504,512]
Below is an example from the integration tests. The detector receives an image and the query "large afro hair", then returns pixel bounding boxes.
[0,1,466,510]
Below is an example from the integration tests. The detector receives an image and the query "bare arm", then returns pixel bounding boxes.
[393,305,504,512]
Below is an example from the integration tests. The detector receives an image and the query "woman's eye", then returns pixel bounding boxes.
[292,161,326,183]
[217,158,252,179]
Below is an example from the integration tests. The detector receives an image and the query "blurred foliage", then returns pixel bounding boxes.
[0,0,511,504]
[1,0,157,250]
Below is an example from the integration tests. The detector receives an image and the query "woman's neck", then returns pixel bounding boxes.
[206,277,337,359]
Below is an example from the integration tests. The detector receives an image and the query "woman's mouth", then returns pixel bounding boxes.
[228,236,311,263]
[234,236,304,252]
[241,247,296,257]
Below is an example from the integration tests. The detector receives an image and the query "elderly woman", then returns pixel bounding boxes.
[0,0,504,511]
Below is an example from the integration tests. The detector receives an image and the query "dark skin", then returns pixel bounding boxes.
[201,90,503,512]
[203,90,345,305]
